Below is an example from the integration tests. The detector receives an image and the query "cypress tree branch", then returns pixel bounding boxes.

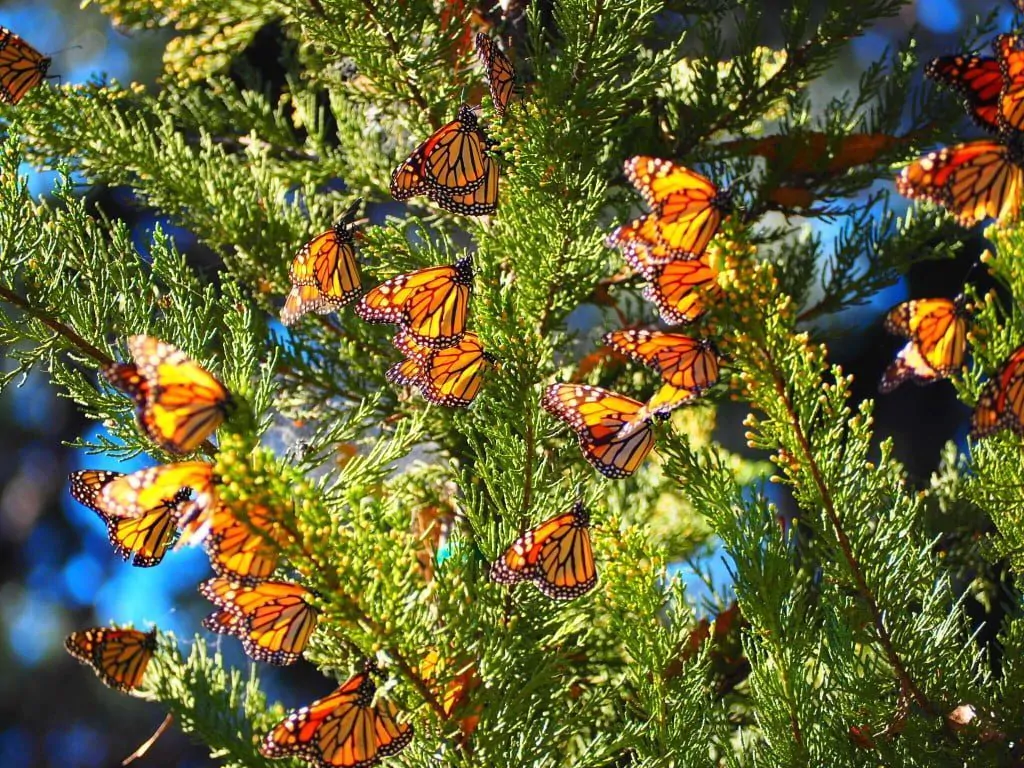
[0,284,113,366]
[757,340,934,714]
[356,0,433,119]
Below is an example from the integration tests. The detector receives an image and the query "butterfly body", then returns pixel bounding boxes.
[356,256,474,348]
[282,201,363,326]
[260,663,413,767]
[65,627,156,693]
[0,27,49,105]
[491,500,597,600]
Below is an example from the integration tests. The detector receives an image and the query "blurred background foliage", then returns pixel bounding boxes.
[0,0,1012,765]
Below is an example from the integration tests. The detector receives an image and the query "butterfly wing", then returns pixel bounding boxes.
[886,297,969,377]
[476,33,515,116]
[971,344,1024,437]
[431,153,499,216]
[606,215,683,266]
[64,627,156,692]
[896,140,1024,226]
[603,330,720,393]
[997,34,1024,132]
[0,27,50,105]
[879,342,944,393]
[70,469,186,567]
[541,383,654,478]
[281,218,362,326]
[643,256,723,325]
[205,503,283,584]
[625,157,728,257]
[491,501,597,600]
[127,335,233,454]
[260,671,413,766]
[390,105,490,199]
[418,332,492,407]
[200,578,316,665]
[926,55,1002,131]
[356,258,473,348]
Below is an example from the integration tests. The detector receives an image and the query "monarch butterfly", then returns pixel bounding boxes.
[355,256,474,348]
[390,105,492,200]
[281,200,363,327]
[623,157,732,259]
[971,343,1024,438]
[602,330,722,394]
[895,139,1024,226]
[541,383,657,479]
[260,660,413,768]
[476,32,515,117]
[69,469,189,568]
[64,627,156,693]
[98,461,217,545]
[431,153,499,216]
[490,500,597,600]
[105,336,234,454]
[926,55,1003,132]
[387,331,496,407]
[879,296,969,393]
[200,577,317,666]
[0,27,50,105]
[205,503,285,584]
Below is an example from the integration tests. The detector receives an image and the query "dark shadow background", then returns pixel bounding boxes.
[0,0,1009,765]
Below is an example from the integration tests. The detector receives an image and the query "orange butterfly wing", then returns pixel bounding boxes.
[603,330,721,393]
[491,500,597,600]
[282,203,363,326]
[260,667,413,767]
[65,627,156,692]
[390,105,491,199]
[624,157,730,257]
[997,34,1024,132]
[431,154,499,216]
[388,331,494,407]
[880,296,969,393]
[200,577,317,665]
[70,469,187,567]
[118,335,233,454]
[99,461,217,546]
[642,256,724,325]
[205,503,284,584]
[541,383,654,479]
[0,27,50,105]
[355,257,473,348]
[896,140,1024,226]
[971,343,1024,438]
[476,33,515,116]
[926,54,1002,131]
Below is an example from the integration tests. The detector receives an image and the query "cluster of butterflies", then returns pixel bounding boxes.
[278,33,517,411]
[881,30,1024,437]
[543,156,731,479]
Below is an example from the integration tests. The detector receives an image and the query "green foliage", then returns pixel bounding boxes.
[3,0,1024,766]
